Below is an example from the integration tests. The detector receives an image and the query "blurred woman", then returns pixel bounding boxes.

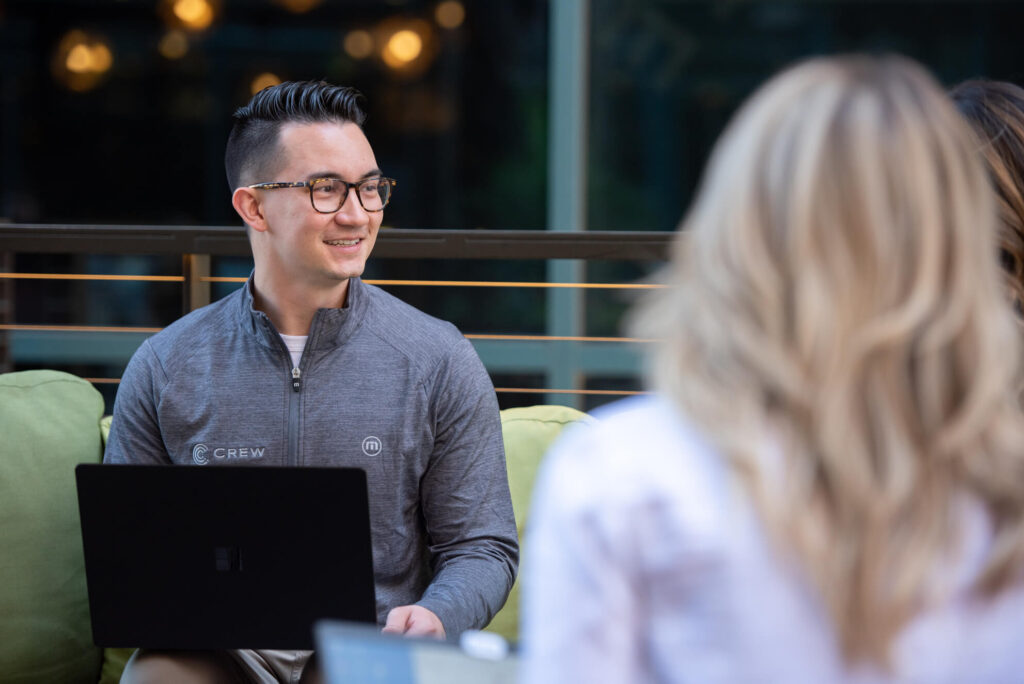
[521,55,1024,683]
[951,79,1024,313]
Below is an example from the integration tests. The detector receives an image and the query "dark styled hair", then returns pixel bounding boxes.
[951,79,1024,312]
[224,80,367,191]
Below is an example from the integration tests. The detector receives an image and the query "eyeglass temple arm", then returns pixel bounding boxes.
[247,182,309,189]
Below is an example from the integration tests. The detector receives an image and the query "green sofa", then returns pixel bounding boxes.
[0,369,589,682]
[484,404,594,643]
[0,370,130,683]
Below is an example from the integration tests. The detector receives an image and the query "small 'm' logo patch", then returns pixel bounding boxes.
[362,436,382,457]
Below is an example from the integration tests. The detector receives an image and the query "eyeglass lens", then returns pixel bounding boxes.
[310,178,392,212]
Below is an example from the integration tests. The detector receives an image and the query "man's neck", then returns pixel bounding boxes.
[251,273,351,336]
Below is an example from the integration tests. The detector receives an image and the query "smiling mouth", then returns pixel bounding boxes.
[324,238,361,246]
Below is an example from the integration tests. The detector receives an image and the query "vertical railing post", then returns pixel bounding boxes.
[546,0,590,409]
[0,251,12,372]
[182,253,211,314]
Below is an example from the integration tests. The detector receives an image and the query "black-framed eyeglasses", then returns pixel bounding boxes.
[247,177,397,213]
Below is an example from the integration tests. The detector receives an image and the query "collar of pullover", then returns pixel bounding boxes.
[239,273,365,353]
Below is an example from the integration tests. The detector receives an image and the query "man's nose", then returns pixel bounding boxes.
[335,186,368,222]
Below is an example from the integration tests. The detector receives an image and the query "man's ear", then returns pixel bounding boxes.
[232,187,269,232]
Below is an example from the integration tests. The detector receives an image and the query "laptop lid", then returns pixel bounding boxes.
[75,464,377,650]
[314,620,518,684]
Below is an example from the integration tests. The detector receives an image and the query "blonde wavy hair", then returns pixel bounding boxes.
[634,55,1024,668]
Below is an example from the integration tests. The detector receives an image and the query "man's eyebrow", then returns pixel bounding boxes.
[305,171,339,181]
[304,169,384,181]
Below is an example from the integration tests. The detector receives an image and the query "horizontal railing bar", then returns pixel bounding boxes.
[368,279,661,289]
[0,272,185,282]
[205,275,661,289]
[77,376,646,396]
[0,224,249,256]
[0,272,663,290]
[467,334,652,343]
[494,387,647,396]
[0,323,649,344]
[0,224,673,261]
[0,324,164,333]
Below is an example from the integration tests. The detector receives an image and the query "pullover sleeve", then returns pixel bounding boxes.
[104,339,172,465]
[413,336,519,636]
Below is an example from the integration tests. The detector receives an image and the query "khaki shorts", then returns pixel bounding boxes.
[230,649,313,683]
[123,648,313,683]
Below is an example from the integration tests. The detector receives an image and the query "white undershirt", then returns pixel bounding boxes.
[279,333,308,369]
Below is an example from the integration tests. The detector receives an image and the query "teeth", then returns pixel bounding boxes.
[325,239,360,246]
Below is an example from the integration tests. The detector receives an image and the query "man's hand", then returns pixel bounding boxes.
[382,605,446,639]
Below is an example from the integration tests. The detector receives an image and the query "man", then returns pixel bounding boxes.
[105,81,518,683]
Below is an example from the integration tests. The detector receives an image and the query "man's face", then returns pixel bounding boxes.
[254,121,384,293]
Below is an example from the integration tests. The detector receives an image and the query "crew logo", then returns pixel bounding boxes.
[190,443,267,465]
[192,443,209,465]
[362,436,382,457]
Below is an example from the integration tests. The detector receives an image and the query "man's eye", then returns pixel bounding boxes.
[314,180,340,194]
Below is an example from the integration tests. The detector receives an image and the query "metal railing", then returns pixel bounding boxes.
[1,224,674,406]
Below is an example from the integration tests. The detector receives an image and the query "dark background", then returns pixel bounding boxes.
[3,0,1024,409]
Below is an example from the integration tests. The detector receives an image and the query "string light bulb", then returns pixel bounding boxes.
[435,1,465,29]
[343,30,373,60]
[160,0,219,32]
[375,17,437,78]
[251,72,282,95]
[53,30,114,92]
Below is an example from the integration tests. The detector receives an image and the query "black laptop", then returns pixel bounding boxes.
[75,464,377,650]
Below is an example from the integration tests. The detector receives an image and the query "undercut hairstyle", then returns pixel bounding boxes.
[951,79,1024,313]
[224,80,367,191]
[633,55,1024,669]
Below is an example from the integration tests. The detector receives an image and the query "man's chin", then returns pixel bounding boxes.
[325,266,364,283]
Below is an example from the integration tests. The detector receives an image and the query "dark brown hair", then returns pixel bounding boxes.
[951,79,1024,312]
[224,80,367,191]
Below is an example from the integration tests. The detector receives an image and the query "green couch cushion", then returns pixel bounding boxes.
[97,414,133,684]
[100,415,112,444]
[485,404,593,643]
[98,647,133,684]
[0,370,105,683]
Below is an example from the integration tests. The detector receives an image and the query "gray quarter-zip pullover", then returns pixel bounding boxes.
[105,276,518,636]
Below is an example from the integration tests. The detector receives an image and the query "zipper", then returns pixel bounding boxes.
[287,365,301,467]
[265,313,305,468]
[279,317,310,467]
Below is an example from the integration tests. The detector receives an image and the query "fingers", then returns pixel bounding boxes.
[382,606,411,635]
[403,616,437,638]
[381,605,446,639]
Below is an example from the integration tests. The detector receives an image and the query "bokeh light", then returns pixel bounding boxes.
[65,44,94,73]
[250,72,282,95]
[53,30,114,92]
[343,29,373,60]
[375,18,437,79]
[435,1,465,29]
[158,30,189,60]
[161,0,217,32]
[174,0,213,29]
[273,0,323,12]
[383,30,423,67]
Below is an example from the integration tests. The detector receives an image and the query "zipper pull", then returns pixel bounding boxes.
[291,367,302,392]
